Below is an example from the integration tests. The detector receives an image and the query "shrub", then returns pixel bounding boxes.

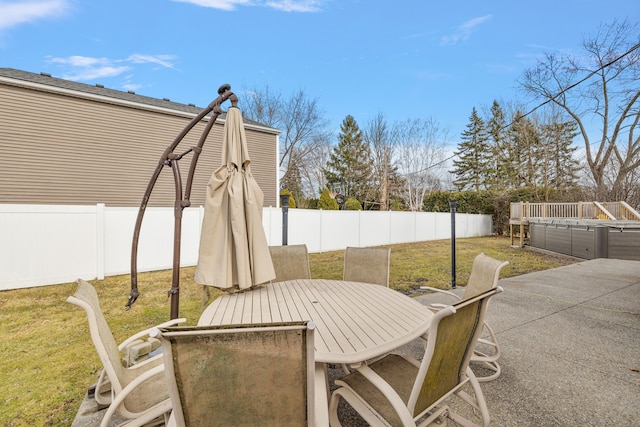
[306,198,319,209]
[345,197,362,210]
[318,189,339,210]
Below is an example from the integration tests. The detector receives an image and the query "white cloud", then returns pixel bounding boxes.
[0,0,69,31]
[170,0,252,11]
[127,54,177,69]
[63,66,132,81]
[440,14,492,46]
[47,54,176,83]
[171,0,322,12]
[49,55,111,68]
[48,56,130,80]
[121,82,143,92]
[265,0,321,12]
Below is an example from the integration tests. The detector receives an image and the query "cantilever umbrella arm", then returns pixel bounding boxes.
[126,84,238,319]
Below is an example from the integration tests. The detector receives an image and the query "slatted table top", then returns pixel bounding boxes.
[199,279,433,364]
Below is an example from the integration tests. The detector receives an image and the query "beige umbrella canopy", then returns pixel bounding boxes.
[195,106,275,291]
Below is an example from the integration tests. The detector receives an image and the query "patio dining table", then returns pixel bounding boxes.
[198,278,434,426]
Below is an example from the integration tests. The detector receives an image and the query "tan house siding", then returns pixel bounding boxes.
[0,70,278,207]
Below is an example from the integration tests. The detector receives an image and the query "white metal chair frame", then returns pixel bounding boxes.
[67,279,184,427]
[421,252,509,382]
[329,287,503,427]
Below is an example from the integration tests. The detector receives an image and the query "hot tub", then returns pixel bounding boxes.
[528,218,640,261]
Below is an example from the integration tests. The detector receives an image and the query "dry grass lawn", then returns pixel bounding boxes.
[0,236,577,426]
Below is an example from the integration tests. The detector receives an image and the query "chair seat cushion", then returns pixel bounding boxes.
[337,354,418,427]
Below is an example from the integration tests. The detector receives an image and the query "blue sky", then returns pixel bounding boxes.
[1,0,638,145]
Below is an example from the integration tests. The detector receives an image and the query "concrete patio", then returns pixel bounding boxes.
[72,257,640,426]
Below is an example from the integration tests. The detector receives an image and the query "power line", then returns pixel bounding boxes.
[402,41,640,177]
[510,41,640,124]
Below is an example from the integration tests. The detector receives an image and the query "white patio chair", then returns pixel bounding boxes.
[421,252,509,381]
[158,321,315,427]
[343,246,391,287]
[67,279,183,427]
[329,286,503,427]
[269,244,312,282]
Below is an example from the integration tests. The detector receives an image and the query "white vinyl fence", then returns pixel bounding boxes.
[0,204,492,291]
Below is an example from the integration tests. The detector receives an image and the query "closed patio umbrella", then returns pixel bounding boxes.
[194,106,275,291]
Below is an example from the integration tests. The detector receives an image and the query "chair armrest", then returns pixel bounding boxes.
[430,303,448,309]
[419,286,461,300]
[118,318,186,350]
[99,364,170,427]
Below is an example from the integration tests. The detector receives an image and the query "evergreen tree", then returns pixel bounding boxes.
[450,108,491,191]
[323,115,373,205]
[318,188,339,210]
[486,100,509,190]
[539,118,580,198]
[514,115,542,189]
[502,109,529,189]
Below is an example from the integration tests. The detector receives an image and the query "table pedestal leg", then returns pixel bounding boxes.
[314,362,330,427]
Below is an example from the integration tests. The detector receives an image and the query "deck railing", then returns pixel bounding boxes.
[510,201,640,223]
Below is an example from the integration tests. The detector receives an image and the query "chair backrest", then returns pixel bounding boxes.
[67,279,169,415]
[408,286,503,415]
[342,246,391,287]
[269,244,311,282]
[159,321,315,427]
[462,252,509,300]
[67,279,125,393]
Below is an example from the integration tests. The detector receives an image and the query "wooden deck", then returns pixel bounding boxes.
[509,201,640,247]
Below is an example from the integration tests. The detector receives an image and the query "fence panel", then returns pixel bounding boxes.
[413,212,434,241]
[0,204,492,290]
[360,211,392,247]
[0,205,98,290]
[389,212,416,244]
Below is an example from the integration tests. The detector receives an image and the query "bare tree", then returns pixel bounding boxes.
[242,85,330,199]
[298,133,333,203]
[364,113,395,210]
[242,85,282,127]
[519,19,640,200]
[392,118,448,211]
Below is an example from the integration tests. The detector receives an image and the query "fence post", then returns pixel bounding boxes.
[280,194,290,245]
[358,210,362,247]
[318,208,323,252]
[578,201,582,219]
[96,203,105,280]
[450,200,457,289]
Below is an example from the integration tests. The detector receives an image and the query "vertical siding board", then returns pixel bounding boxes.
[545,226,572,256]
[570,227,595,259]
[0,83,277,207]
[608,230,640,261]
